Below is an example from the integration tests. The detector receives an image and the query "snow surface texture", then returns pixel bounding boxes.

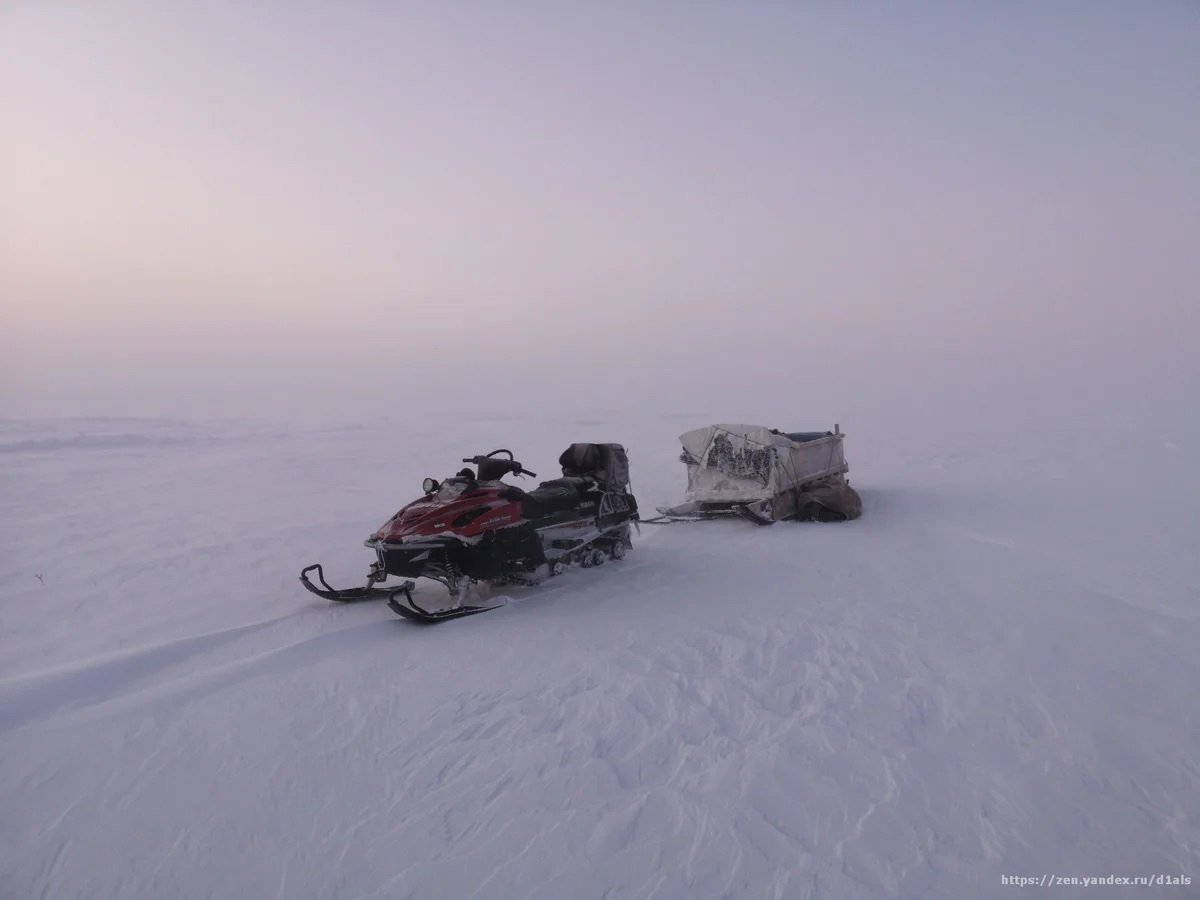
[2,412,1198,898]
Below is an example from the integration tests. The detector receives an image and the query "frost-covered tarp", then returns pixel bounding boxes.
[679,424,848,504]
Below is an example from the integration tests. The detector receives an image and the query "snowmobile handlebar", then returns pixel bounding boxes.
[461,453,536,479]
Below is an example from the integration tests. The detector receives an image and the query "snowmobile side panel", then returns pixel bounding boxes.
[454,523,546,580]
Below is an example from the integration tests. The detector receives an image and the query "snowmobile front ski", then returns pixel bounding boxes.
[299,564,414,603]
[386,591,506,623]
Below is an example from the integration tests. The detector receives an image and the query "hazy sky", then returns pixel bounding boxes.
[2,2,1197,421]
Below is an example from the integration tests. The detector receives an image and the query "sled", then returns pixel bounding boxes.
[653,424,862,525]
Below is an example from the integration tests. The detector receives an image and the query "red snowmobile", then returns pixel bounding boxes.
[300,445,638,621]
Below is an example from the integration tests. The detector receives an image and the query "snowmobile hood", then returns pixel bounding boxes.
[374,485,523,542]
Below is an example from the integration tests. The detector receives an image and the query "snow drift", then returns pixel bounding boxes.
[1,411,1197,898]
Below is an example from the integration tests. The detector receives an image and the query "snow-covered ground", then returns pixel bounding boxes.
[2,410,1197,898]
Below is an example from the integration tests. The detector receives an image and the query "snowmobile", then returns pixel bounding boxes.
[652,424,862,525]
[300,444,638,621]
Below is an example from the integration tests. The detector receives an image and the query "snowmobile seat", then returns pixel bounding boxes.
[521,478,589,518]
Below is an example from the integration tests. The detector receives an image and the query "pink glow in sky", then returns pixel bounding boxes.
[2,2,1197,420]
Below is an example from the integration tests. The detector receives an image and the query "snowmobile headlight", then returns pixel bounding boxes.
[422,477,439,494]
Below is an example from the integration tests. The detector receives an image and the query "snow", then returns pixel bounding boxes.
[2,411,1198,898]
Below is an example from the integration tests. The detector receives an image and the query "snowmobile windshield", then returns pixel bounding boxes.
[436,480,471,502]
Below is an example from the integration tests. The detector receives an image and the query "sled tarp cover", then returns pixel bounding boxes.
[678,424,850,507]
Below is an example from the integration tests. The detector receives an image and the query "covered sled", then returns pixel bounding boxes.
[656,424,861,525]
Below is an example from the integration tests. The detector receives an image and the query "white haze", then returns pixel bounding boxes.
[2,3,1197,427]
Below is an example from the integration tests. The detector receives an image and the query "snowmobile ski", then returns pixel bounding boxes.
[386,591,506,623]
[299,564,413,602]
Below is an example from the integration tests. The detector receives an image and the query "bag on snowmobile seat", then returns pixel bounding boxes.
[558,443,630,491]
[559,443,600,476]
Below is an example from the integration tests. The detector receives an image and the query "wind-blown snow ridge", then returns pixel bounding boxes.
[0,433,206,454]
[0,613,302,733]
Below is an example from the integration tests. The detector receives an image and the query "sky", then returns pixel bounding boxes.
[2,1,1197,423]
